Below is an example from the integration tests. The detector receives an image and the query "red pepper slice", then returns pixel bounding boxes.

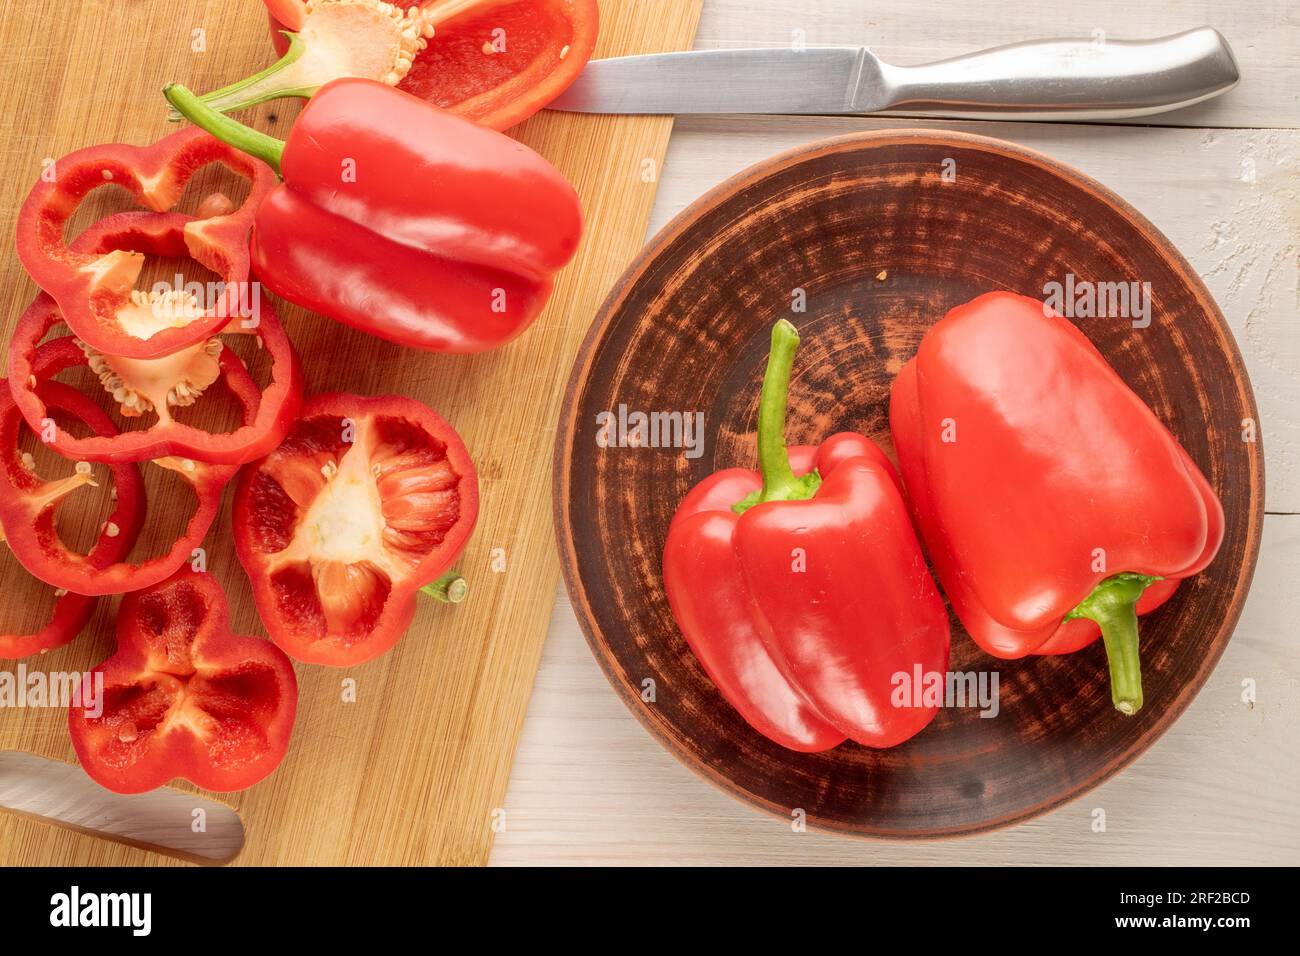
[0,380,145,657]
[191,0,598,132]
[0,335,250,597]
[165,78,582,353]
[233,392,479,666]
[379,0,599,131]
[68,568,298,794]
[8,211,303,465]
[889,292,1225,715]
[15,126,276,361]
[664,322,950,751]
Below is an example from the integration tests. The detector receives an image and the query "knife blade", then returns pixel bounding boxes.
[549,28,1239,122]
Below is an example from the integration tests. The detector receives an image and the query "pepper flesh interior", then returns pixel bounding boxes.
[90,582,283,766]
[248,412,463,643]
[182,0,436,118]
[78,288,223,424]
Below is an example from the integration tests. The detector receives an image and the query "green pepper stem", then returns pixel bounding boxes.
[732,320,821,515]
[757,320,802,501]
[1067,572,1159,716]
[168,32,318,121]
[163,83,286,176]
[420,570,468,604]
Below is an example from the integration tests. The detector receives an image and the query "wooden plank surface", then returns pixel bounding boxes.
[0,0,703,865]
[491,96,1300,860]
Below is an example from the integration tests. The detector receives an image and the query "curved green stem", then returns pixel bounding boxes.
[420,570,468,604]
[1066,572,1159,715]
[733,320,821,515]
[167,32,317,122]
[164,84,286,176]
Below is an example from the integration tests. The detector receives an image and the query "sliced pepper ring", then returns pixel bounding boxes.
[15,126,276,360]
[8,210,303,465]
[0,380,145,656]
[68,568,298,794]
[233,392,479,666]
[0,337,249,596]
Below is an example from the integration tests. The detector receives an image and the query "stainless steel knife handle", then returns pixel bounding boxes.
[875,27,1239,120]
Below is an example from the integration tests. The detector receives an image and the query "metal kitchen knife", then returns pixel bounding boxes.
[549,27,1239,121]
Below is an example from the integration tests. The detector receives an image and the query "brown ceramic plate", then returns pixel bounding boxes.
[554,130,1263,838]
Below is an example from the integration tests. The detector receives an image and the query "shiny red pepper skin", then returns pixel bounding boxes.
[8,212,303,466]
[665,445,847,753]
[664,322,950,751]
[15,127,275,360]
[0,380,144,657]
[890,292,1224,711]
[68,569,298,794]
[245,78,582,352]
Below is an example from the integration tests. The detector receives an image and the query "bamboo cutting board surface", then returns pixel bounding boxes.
[0,0,702,865]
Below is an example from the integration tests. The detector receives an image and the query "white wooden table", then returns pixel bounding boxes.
[490,0,1300,865]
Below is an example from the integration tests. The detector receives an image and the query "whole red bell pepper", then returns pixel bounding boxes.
[890,291,1224,715]
[233,392,479,666]
[15,126,275,360]
[68,568,298,794]
[164,77,583,353]
[664,320,950,751]
[8,211,303,466]
[0,379,144,658]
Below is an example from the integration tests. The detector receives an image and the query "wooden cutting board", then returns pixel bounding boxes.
[0,0,702,865]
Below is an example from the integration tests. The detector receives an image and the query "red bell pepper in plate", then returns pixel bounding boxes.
[890,291,1224,715]
[190,0,598,132]
[664,320,950,751]
[15,127,275,361]
[165,77,582,353]
[233,392,479,666]
[68,568,298,794]
[9,211,302,467]
[0,380,144,658]
[0,337,250,597]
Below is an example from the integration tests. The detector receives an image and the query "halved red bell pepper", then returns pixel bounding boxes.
[0,380,144,658]
[15,127,276,361]
[233,392,479,666]
[890,291,1225,715]
[1,335,248,597]
[664,321,950,751]
[9,211,303,466]
[165,77,583,353]
[187,0,598,132]
[68,568,298,794]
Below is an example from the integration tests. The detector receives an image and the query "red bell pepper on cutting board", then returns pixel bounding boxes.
[14,126,275,361]
[233,392,479,666]
[890,291,1224,715]
[0,379,144,658]
[664,321,950,751]
[8,211,302,467]
[200,0,599,132]
[68,569,298,794]
[164,77,582,353]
